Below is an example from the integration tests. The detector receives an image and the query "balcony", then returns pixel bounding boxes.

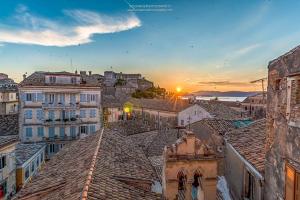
[42,102,80,109]
[44,117,82,125]
[41,135,80,142]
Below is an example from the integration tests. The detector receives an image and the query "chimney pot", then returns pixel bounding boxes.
[80,71,86,75]
[89,71,92,76]
[23,74,27,80]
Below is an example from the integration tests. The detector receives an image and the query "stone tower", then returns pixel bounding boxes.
[162,130,218,200]
[265,46,300,200]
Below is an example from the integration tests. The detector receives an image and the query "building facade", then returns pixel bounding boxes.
[241,93,266,119]
[18,71,102,157]
[0,135,19,199]
[0,73,18,115]
[16,143,46,191]
[162,130,218,200]
[265,45,300,200]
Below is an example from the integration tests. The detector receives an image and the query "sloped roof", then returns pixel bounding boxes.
[190,118,236,137]
[225,119,266,173]
[0,114,19,136]
[196,101,241,120]
[128,98,192,112]
[0,135,19,149]
[87,130,161,199]
[17,133,101,200]
[102,95,128,108]
[16,143,46,166]
[17,129,161,200]
[18,71,102,87]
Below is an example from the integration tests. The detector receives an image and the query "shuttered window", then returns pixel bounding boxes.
[286,164,300,200]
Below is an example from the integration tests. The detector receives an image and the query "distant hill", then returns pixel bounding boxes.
[189,91,259,97]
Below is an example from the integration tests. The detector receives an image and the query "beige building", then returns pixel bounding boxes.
[264,45,300,200]
[241,93,266,119]
[0,135,19,199]
[162,130,218,200]
[0,73,18,115]
[18,71,102,157]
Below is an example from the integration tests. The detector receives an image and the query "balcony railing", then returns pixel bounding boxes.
[42,102,80,109]
[44,118,82,125]
[41,135,80,142]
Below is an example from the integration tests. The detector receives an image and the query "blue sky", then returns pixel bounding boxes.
[0,0,300,91]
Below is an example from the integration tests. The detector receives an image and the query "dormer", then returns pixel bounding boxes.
[45,73,80,85]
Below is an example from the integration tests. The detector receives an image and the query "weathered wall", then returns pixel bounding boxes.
[265,46,300,200]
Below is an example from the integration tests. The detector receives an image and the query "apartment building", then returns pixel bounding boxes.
[0,135,19,199]
[0,73,18,115]
[18,71,102,157]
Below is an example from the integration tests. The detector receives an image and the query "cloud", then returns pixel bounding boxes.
[234,43,261,57]
[198,81,253,87]
[0,5,141,47]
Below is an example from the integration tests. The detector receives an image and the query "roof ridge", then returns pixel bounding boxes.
[81,128,104,200]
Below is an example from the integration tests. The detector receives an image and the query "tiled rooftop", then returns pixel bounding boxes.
[16,143,46,166]
[108,120,157,136]
[0,114,19,136]
[17,129,162,200]
[0,135,19,149]
[102,95,128,108]
[17,133,100,200]
[127,98,192,112]
[225,119,266,173]
[87,130,161,199]
[18,71,102,87]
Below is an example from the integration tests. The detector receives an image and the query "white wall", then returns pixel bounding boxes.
[178,104,212,126]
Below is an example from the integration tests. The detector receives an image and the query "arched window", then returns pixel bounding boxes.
[192,172,204,200]
[177,171,186,191]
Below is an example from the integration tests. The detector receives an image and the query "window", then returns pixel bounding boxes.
[49,127,55,138]
[40,153,44,163]
[0,156,6,169]
[70,126,76,137]
[71,77,76,84]
[49,144,56,153]
[24,110,33,119]
[177,171,186,192]
[26,93,33,101]
[275,79,281,90]
[37,93,43,102]
[31,162,35,172]
[48,111,55,120]
[90,109,96,118]
[90,125,96,133]
[25,127,33,137]
[59,94,65,104]
[25,167,30,180]
[244,171,255,200]
[70,94,76,104]
[70,110,76,119]
[49,94,55,103]
[80,126,88,134]
[245,106,248,111]
[80,94,87,102]
[37,127,44,137]
[36,157,40,167]
[80,110,86,118]
[91,94,97,102]
[49,76,56,83]
[181,120,184,126]
[286,163,300,200]
[60,127,65,138]
[37,109,44,121]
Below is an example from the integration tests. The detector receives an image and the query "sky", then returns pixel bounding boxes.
[0,0,300,92]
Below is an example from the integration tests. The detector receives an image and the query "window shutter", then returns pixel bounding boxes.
[296,173,300,200]
[286,165,295,200]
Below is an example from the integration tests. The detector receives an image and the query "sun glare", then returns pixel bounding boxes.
[176,86,182,93]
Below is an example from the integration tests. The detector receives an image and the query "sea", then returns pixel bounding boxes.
[182,96,247,102]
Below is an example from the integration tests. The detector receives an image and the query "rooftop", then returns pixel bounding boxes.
[0,135,19,149]
[17,129,161,200]
[127,98,191,112]
[225,119,266,173]
[16,143,46,166]
[102,95,128,108]
[18,71,102,87]
[0,114,19,136]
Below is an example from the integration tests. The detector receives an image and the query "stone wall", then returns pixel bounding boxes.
[265,46,300,200]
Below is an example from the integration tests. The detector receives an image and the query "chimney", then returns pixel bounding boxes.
[75,70,78,74]
[89,71,92,76]
[80,71,86,76]
[23,74,27,80]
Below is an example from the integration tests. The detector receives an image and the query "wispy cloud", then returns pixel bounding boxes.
[234,43,262,57]
[0,5,141,47]
[198,81,253,87]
